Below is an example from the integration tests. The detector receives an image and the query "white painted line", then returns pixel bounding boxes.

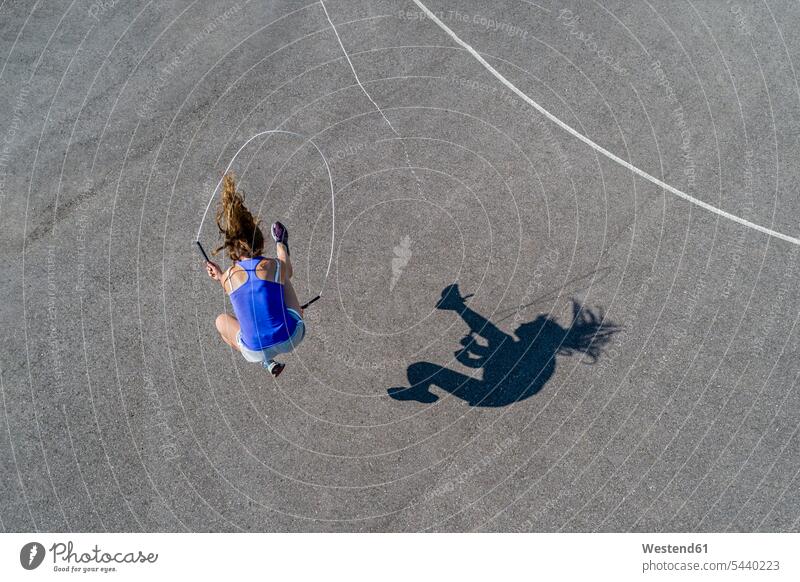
[319,0,425,198]
[320,0,402,139]
[412,0,800,247]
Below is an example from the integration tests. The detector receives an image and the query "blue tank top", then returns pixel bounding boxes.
[229,257,298,350]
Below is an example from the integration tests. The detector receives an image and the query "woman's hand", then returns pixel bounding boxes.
[205,261,223,281]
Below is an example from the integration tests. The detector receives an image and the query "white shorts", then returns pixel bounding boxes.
[236,309,305,363]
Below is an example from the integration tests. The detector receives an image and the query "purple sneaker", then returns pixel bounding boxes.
[271,221,289,253]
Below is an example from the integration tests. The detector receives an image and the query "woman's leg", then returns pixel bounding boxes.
[215,313,241,350]
[218,313,282,373]
[282,278,304,318]
[276,241,292,280]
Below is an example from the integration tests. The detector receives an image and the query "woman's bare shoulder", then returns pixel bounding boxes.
[254,257,277,281]
[224,264,245,293]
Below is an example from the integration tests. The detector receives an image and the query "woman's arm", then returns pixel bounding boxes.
[206,261,233,292]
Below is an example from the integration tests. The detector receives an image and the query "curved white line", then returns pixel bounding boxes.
[412,0,800,247]
[320,0,400,138]
[319,0,426,199]
[196,129,336,291]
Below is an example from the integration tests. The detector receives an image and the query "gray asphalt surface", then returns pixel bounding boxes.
[1,0,799,532]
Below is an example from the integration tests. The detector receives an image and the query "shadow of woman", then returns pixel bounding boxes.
[388,284,621,407]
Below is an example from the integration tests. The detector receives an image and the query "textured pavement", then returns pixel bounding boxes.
[1,0,799,532]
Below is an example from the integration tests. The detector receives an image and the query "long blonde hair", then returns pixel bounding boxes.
[213,173,264,261]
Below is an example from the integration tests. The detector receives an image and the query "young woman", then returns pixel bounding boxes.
[204,174,305,376]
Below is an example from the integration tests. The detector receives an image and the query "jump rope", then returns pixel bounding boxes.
[196,0,435,312]
[195,130,335,310]
[198,1,800,315]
